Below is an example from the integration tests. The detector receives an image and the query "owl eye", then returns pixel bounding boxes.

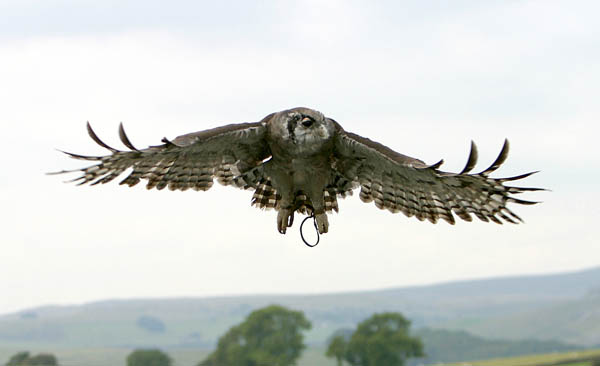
[301,116,314,127]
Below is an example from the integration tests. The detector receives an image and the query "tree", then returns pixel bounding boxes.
[199,304,311,366]
[5,352,58,366]
[5,352,30,366]
[326,335,348,366]
[126,349,172,366]
[24,354,58,365]
[344,312,423,366]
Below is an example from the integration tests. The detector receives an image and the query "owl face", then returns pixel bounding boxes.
[267,107,335,155]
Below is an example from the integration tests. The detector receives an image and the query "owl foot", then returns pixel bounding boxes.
[315,212,329,234]
[277,208,294,234]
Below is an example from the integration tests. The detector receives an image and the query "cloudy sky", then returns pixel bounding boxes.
[1,0,598,315]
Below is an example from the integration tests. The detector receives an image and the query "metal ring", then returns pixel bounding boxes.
[300,214,320,247]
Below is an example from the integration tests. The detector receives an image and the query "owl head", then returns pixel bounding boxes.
[264,107,335,155]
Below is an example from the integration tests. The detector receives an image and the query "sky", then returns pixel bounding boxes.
[1,0,599,316]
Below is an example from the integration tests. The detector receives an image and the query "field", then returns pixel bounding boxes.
[2,347,599,366]
[0,346,333,366]
[444,349,600,366]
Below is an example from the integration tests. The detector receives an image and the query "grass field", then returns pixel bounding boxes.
[0,346,334,366]
[1,347,599,366]
[443,349,600,366]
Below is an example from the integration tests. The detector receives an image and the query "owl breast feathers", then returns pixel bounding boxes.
[51,107,543,235]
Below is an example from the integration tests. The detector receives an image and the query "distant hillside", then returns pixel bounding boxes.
[408,328,581,365]
[0,266,598,348]
[444,290,600,346]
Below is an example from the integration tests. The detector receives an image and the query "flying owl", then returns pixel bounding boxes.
[52,107,542,235]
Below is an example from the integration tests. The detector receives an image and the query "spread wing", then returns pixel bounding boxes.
[332,122,543,224]
[50,121,270,192]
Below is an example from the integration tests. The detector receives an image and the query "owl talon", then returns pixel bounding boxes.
[277,208,294,234]
[315,213,329,234]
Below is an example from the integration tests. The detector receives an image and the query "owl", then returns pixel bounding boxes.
[52,107,542,235]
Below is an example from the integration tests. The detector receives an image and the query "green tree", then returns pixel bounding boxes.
[5,352,30,366]
[5,352,58,366]
[199,304,311,366]
[345,312,423,366]
[126,349,172,366]
[326,335,348,366]
[24,354,57,366]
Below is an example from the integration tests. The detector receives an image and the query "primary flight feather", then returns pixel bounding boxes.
[51,107,543,234]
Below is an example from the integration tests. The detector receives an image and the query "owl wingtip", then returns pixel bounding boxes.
[87,122,120,153]
[118,122,140,151]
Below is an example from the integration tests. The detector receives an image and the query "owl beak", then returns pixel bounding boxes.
[301,117,314,127]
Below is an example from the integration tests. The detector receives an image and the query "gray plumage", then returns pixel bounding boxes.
[51,107,543,234]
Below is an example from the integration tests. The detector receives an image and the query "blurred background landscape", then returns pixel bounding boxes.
[2,266,599,365]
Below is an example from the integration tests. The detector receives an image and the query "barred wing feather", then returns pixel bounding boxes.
[50,122,270,192]
[332,124,543,225]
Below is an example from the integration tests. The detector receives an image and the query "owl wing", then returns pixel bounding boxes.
[331,122,543,224]
[51,120,270,192]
